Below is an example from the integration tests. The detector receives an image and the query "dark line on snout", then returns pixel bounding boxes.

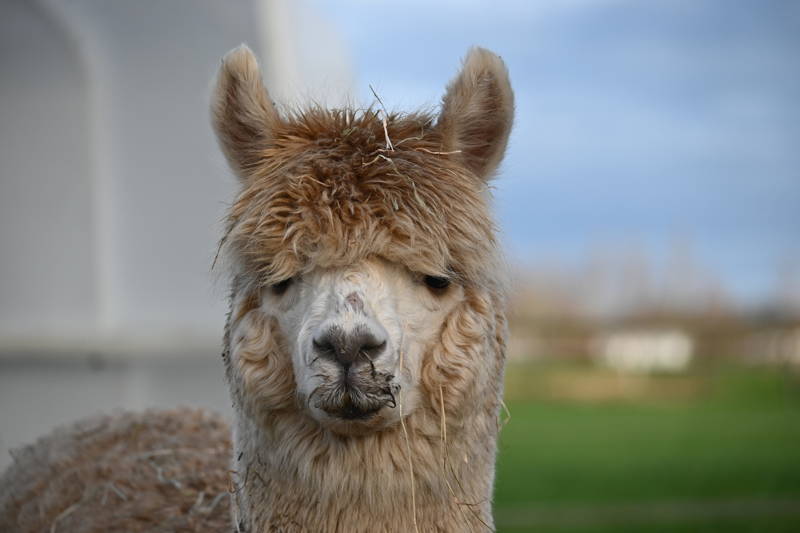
[345,291,365,314]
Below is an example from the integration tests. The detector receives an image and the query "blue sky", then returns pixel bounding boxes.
[313,0,799,306]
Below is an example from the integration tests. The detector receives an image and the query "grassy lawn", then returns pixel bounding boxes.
[493,361,800,532]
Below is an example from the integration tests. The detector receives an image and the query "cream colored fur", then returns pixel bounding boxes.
[215,45,514,532]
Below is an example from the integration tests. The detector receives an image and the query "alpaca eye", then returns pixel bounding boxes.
[423,275,451,292]
[271,277,294,295]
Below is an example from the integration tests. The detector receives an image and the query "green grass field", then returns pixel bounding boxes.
[493,361,800,532]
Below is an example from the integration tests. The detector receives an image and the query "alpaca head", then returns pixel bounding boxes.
[213,46,513,437]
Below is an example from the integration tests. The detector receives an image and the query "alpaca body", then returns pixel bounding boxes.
[214,45,513,530]
[231,406,498,532]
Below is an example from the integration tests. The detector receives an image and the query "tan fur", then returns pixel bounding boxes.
[0,409,231,532]
[0,45,513,533]
[439,47,515,179]
[216,46,513,532]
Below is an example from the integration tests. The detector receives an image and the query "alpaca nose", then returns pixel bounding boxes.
[312,325,387,369]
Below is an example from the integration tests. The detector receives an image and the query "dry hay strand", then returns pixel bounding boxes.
[363,86,430,212]
[414,147,462,156]
[50,502,79,533]
[1,409,231,533]
[369,84,394,152]
[500,398,512,429]
[439,385,495,532]
[397,347,420,533]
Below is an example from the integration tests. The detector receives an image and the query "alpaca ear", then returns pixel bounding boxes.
[437,47,514,180]
[211,45,279,179]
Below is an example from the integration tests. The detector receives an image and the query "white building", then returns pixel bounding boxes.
[0,0,352,354]
[592,329,694,373]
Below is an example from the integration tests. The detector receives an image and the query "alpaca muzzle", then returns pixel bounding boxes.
[309,323,399,420]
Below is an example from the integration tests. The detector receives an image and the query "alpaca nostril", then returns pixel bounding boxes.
[312,337,335,354]
[362,340,386,359]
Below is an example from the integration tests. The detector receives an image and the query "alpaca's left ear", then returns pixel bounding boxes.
[437,47,514,181]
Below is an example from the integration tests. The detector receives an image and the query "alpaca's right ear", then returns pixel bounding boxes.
[211,45,279,179]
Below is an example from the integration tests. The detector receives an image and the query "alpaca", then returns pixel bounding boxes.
[213,44,513,532]
[0,45,513,532]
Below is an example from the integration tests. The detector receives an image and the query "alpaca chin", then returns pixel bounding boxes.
[315,409,395,437]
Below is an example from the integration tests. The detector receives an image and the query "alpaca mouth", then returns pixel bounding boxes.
[330,397,383,420]
[311,373,399,421]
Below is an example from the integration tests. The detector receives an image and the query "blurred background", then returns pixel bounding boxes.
[1,0,798,531]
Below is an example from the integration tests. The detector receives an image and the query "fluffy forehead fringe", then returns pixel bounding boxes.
[218,106,501,290]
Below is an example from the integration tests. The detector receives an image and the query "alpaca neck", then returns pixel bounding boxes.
[231,407,497,533]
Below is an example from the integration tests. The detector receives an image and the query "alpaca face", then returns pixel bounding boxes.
[213,45,514,438]
[259,258,462,434]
